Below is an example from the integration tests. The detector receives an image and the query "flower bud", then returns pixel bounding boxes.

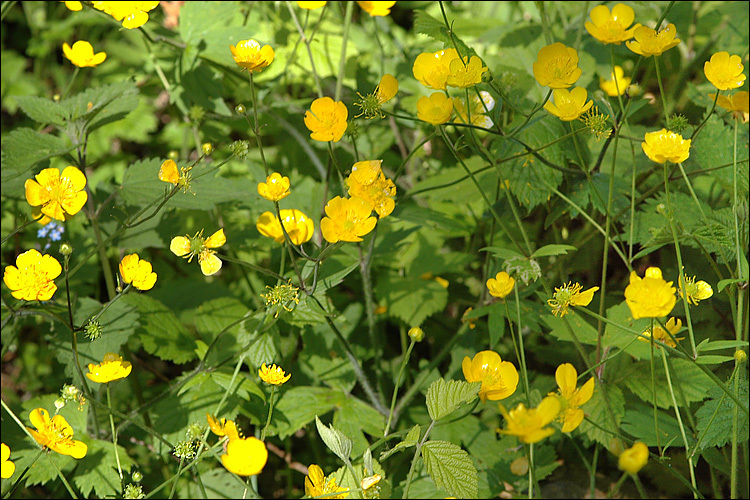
[168,150,179,160]
[201,142,214,155]
[59,242,73,256]
[235,103,246,114]
[131,471,143,483]
[54,397,66,411]
[735,350,747,363]
[408,326,424,342]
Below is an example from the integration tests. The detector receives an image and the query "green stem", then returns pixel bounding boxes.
[106,384,125,484]
[261,385,276,441]
[334,1,353,102]
[402,420,436,499]
[249,72,270,177]
[384,340,416,437]
[46,453,78,499]
[285,0,323,98]
[654,55,670,120]
[507,289,531,406]
[650,318,661,454]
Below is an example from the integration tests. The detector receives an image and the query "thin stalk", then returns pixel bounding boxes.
[106,384,125,485]
[261,385,277,441]
[402,420,436,499]
[650,318,661,454]
[507,290,531,406]
[384,339,416,437]
[654,55,670,119]
[334,1,353,102]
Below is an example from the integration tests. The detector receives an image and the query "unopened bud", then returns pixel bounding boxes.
[408,327,424,342]
[235,103,246,114]
[735,350,747,363]
[54,397,66,411]
[201,143,214,155]
[59,242,73,256]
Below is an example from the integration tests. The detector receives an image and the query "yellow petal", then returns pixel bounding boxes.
[170,236,191,256]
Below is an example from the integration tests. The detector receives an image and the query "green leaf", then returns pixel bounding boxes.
[579,383,625,448]
[601,301,653,360]
[530,244,577,258]
[413,11,477,59]
[334,396,385,458]
[622,358,714,409]
[59,80,140,133]
[0,128,72,196]
[479,246,525,261]
[123,293,197,364]
[375,274,449,326]
[421,440,478,499]
[695,376,749,450]
[697,339,749,352]
[718,278,745,292]
[272,387,347,439]
[620,403,693,448]
[695,355,735,365]
[74,439,136,499]
[425,378,480,421]
[315,415,353,462]
[380,425,421,461]
[543,308,598,346]
[15,95,67,126]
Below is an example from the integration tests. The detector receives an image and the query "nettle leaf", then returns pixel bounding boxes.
[695,376,749,450]
[0,127,73,197]
[59,80,140,133]
[315,415,353,462]
[380,424,421,461]
[15,95,67,126]
[421,440,478,499]
[122,293,197,364]
[426,378,480,421]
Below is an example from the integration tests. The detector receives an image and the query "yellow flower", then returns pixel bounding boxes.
[119,254,157,291]
[297,1,326,9]
[712,91,750,121]
[704,52,746,90]
[221,436,268,476]
[62,40,107,68]
[641,128,691,164]
[550,363,595,433]
[257,173,291,202]
[356,1,395,17]
[639,317,684,348]
[679,273,713,306]
[91,1,159,29]
[619,442,649,474]
[229,39,275,72]
[346,160,397,218]
[1,443,15,479]
[305,464,349,498]
[206,414,241,441]
[86,353,132,383]
[158,159,193,193]
[600,66,632,97]
[261,280,300,317]
[412,48,460,90]
[543,87,593,121]
[320,196,378,243]
[487,271,514,299]
[497,395,561,444]
[258,363,291,385]
[63,1,83,11]
[532,42,582,89]
[417,92,453,125]
[25,166,88,222]
[3,249,62,301]
[452,90,495,129]
[376,74,399,103]
[354,74,399,119]
[446,55,488,88]
[170,228,226,276]
[256,209,315,245]
[626,23,681,57]
[462,351,519,403]
[585,3,640,45]
[304,97,348,142]
[27,408,87,459]
[624,267,677,319]
[547,282,599,317]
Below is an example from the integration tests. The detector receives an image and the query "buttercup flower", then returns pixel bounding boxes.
[416,92,453,125]
[585,3,640,45]
[206,414,241,441]
[297,1,326,8]
[641,129,691,163]
[158,159,193,193]
[704,52,746,90]
[304,97,348,142]
[550,363,595,432]
[639,317,684,348]
[452,90,496,129]
[1,443,14,479]
[679,273,713,306]
[170,228,226,276]
[229,39,275,72]
[27,408,87,459]
[626,23,681,57]
[600,66,632,97]
[119,254,157,291]
[62,40,106,68]
[497,396,561,444]
[375,74,399,103]
[462,351,519,403]
[532,43,582,89]
[619,442,649,474]
[221,437,268,476]
[346,160,397,218]
[357,1,395,17]
[259,363,291,385]
[256,209,315,245]
[320,196,378,243]
[547,282,599,317]
[625,267,677,319]
[63,1,83,11]
[305,464,349,499]
[412,48,460,90]
[355,74,399,119]
[3,249,62,301]
[487,271,515,299]
[257,173,291,202]
[712,91,750,120]
[543,87,593,121]
[91,1,159,29]
[86,353,132,383]
[25,166,88,222]
[446,55,488,88]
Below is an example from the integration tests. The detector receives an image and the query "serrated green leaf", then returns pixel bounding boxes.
[421,440,478,499]
[413,11,477,59]
[579,383,624,448]
[1,128,72,196]
[315,415,353,462]
[426,378,480,421]
[695,377,749,450]
[622,358,714,408]
[543,308,598,346]
[531,244,577,258]
[272,387,346,439]
[59,80,140,132]
[375,274,448,326]
[620,403,690,448]
[74,439,136,499]
[14,95,67,126]
[334,396,385,457]
[695,355,735,365]
[123,293,197,364]
[380,425,421,461]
